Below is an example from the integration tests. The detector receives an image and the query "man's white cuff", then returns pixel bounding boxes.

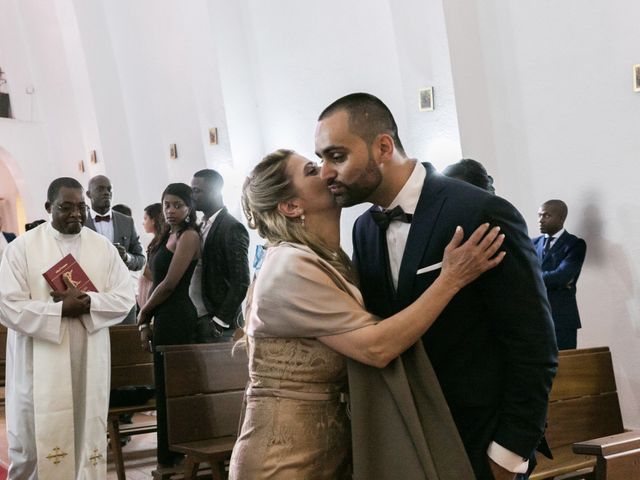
[487,441,528,474]
[212,316,230,328]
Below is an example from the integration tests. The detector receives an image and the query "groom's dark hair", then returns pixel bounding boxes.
[318,92,406,157]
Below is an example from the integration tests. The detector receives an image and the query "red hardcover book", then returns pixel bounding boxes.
[42,253,98,293]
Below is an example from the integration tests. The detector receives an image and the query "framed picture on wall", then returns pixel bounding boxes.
[418,87,434,111]
[169,143,178,159]
[209,127,218,145]
[634,64,640,92]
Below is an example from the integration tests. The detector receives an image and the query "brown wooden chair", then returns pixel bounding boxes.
[531,346,640,480]
[108,325,156,480]
[159,343,249,480]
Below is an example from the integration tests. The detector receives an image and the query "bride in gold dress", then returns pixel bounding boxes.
[229,149,505,480]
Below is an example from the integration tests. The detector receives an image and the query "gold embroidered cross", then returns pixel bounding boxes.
[89,448,103,466]
[46,447,68,464]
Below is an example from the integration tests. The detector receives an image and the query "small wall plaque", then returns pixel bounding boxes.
[170,143,178,159]
[418,87,434,111]
[209,128,218,145]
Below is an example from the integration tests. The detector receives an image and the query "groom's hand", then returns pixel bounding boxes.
[488,458,517,480]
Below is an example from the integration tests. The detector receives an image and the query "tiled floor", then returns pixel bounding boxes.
[106,413,158,479]
[0,407,159,479]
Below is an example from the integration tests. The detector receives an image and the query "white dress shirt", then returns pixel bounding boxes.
[384,161,425,290]
[545,228,565,249]
[382,161,528,474]
[90,208,114,243]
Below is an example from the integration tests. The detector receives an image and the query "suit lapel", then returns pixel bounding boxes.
[203,207,227,251]
[85,216,96,232]
[542,231,568,268]
[356,211,396,314]
[535,237,544,262]
[396,163,447,306]
[112,212,121,242]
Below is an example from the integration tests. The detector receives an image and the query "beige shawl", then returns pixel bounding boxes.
[247,243,474,479]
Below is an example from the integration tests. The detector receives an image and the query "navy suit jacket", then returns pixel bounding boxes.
[352,163,558,476]
[533,231,586,330]
[2,232,16,243]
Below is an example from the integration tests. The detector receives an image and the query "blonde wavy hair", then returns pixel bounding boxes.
[241,149,357,284]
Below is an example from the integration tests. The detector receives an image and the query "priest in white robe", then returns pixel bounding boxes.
[0,177,135,480]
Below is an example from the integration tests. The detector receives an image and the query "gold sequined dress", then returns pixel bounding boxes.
[228,243,375,480]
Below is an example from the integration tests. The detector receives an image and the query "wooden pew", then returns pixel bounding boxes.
[158,343,249,480]
[532,347,640,480]
[108,325,156,480]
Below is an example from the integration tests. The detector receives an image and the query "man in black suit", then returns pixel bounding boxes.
[190,169,250,342]
[85,175,145,324]
[533,200,586,350]
[315,93,558,480]
[0,212,17,259]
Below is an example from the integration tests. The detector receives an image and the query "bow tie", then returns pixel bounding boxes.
[95,215,111,223]
[371,205,413,231]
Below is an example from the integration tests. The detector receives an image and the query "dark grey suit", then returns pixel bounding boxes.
[196,207,250,341]
[86,210,145,324]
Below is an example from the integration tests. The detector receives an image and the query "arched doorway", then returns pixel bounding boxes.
[0,147,27,235]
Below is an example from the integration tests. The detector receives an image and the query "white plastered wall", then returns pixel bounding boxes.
[1,0,639,428]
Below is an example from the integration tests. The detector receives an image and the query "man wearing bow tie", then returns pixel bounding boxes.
[533,200,586,350]
[315,93,558,480]
[85,175,145,324]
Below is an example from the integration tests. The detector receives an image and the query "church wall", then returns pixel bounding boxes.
[444,0,640,427]
[4,0,638,431]
[238,0,463,253]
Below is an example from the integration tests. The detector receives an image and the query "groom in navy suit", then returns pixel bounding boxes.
[533,200,586,350]
[315,93,558,480]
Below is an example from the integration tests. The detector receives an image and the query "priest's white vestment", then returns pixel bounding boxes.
[0,223,135,480]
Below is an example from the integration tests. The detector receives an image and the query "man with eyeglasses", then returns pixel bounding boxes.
[0,177,135,479]
[85,175,145,324]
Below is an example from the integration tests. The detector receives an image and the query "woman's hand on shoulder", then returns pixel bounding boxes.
[440,224,505,291]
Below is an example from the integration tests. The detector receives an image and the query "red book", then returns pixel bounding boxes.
[42,253,98,293]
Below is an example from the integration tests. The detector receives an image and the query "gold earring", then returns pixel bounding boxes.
[300,213,305,228]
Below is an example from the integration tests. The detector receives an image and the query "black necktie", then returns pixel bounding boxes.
[543,236,554,257]
[371,205,413,231]
[95,215,111,223]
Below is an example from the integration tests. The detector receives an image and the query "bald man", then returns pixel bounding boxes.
[534,200,587,350]
[85,175,145,324]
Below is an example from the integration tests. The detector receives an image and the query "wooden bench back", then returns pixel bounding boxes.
[545,347,624,449]
[0,325,7,361]
[161,343,249,445]
[110,325,154,388]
